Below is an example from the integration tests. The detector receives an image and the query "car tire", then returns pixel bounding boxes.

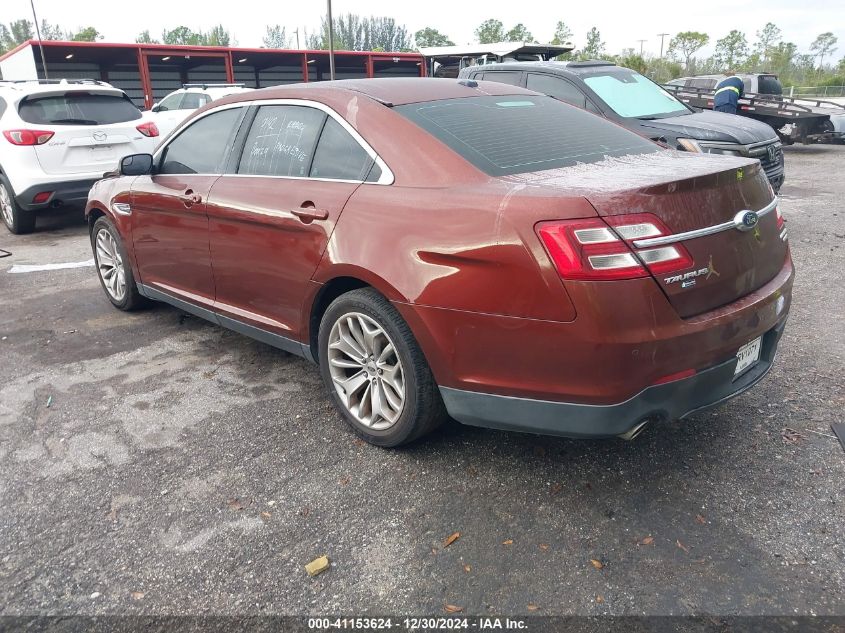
[0,176,36,235]
[91,216,147,311]
[318,288,446,447]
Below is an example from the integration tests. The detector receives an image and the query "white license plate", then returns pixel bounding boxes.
[734,336,762,376]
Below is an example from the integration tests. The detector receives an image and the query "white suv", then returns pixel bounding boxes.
[148,83,253,138]
[0,79,159,234]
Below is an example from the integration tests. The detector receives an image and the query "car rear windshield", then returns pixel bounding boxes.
[394,95,659,176]
[18,92,141,125]
[757,75,783,95]
[582,70,690,119]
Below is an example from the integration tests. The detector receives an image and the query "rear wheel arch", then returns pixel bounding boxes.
[308,277,372,361]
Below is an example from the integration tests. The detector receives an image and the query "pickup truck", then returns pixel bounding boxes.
[459,60,786,190]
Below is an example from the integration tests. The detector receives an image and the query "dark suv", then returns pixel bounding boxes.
[460,61,785,190]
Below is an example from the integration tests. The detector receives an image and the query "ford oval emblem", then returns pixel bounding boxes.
[734,210,759,232]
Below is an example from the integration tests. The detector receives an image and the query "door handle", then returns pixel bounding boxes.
[291,206,329,223]
[181,190,202,207]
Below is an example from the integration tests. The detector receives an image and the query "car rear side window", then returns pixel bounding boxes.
[395,95,659,176]
[181,93,210,109]
[480,71,522,86]
[18,92,141,125]
[237,105,325,178]
[310,118,375,181]
[526,74,587,108]
[160,107,244,174]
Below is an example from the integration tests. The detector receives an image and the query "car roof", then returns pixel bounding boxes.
[216,77,538,107]
[0,80,126,101]
[462,60,623,77]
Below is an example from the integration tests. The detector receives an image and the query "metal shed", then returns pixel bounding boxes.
[0,40,426,109]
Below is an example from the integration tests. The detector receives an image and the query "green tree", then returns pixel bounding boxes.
[551,21,573,45]
[616,49,648,73]
[580,27,605,60]
[262,25,287,48]
[0,19,63,53]
[754,23,781,65]
[810,32,838,69]
[505,23,533,43]
[205,24,231,47]
[69,26,102,42]
[769,41,797,76]
[306,14,411,51]
[475,19,504,44]
[161,26,200,45]
[667,31,709,69]
[714,29,748,70]
[0,20,33,53]
[414,27,453,48]
[135,29,159,44]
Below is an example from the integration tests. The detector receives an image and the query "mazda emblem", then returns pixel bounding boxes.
[734,210,759,232]
[93,131,107,142]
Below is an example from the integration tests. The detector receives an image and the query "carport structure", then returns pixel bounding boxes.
[0,41,426,109]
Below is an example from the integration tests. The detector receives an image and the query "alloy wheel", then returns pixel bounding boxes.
[0,183,13,228]
[327,312,406,430]
[95,228,126,302]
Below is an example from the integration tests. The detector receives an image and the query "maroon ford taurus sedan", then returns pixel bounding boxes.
[85,78,793,446]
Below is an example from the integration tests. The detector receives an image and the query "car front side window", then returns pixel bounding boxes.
[159,107,244,175]
[156,93,183,112]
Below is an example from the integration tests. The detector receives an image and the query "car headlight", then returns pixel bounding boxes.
[677,138,743,156]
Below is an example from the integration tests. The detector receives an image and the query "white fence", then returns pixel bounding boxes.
[789,85,845,98]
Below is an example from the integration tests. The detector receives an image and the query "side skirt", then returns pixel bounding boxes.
[137,283,312,360]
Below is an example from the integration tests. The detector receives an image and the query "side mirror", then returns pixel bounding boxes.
[120,154,154,176]
[151,103,161,113]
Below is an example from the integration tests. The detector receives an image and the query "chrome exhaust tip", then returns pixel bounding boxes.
[618,419,650,441]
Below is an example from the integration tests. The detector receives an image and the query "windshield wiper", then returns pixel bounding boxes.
[49,118,100,125]
[637,116,660,120]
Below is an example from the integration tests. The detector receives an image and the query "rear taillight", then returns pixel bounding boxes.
[775,206,788,241]
[136,121,159,137]
[3,129,54,145]
[536,214,693,281]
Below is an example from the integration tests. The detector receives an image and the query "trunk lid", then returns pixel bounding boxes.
[507,151,788,318]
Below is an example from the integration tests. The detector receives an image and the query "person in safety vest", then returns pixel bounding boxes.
[714,73,744,114]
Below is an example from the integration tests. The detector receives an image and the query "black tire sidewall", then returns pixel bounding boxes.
[0,175,35,234]
[91,216,136,310]
[318,290,426,447]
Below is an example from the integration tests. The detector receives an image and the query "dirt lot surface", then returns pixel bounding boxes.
[1,146,843,618]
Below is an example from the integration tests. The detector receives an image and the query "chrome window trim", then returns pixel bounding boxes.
[632,197,779,248]
[153,98,394,185]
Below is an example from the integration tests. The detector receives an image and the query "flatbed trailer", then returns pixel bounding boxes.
[663,84,836,144]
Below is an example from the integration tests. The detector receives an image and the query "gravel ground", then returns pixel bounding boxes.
[0,146,843,618]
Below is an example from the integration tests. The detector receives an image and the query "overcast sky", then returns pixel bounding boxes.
[9,0,845,60]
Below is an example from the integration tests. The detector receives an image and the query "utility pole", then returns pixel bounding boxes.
[294,27,300,50]
[657,32,670,58]
[29,0,49,79]
[636,39,647,56]
[327,0,335,80]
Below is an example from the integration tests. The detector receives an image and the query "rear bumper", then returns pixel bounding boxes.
[16,178,99,211]
[441,317,787,438]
